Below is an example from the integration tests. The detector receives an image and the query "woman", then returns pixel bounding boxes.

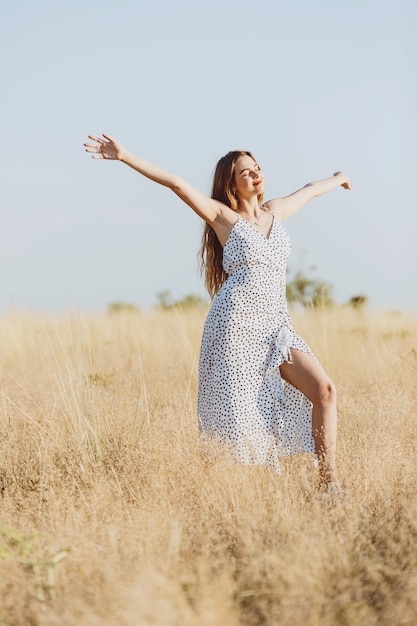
[84,134,351,494]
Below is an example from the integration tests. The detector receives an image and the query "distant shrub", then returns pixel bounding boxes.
[107,302,141,314]
[286,270,334,308]
[348,295,368,309]
[156,290,207,310]
[175,294,207,309]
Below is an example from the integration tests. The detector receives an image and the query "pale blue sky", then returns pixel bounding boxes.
[1,0,416,311]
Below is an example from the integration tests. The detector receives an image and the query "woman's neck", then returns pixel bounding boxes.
[237,196,261,219]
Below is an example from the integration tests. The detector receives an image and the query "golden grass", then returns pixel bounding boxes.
[0,306,416,625]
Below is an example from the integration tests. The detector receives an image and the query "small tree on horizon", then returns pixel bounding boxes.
[156,290,207,310]
[286,269,334,308]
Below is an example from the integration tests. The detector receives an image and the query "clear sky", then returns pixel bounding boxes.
[1,0,416,311]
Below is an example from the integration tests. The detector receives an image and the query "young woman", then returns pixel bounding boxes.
[84,134,351,494]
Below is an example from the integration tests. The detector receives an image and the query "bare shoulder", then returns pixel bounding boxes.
[263,184,316,222]
[262,198,286,221]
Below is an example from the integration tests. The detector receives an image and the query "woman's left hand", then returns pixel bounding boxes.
[333,171,352,190]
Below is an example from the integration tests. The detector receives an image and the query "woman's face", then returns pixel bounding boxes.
[233,154,264,199]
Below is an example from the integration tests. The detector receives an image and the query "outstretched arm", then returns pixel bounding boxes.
[264,172,352,221]
[84,134,233,230]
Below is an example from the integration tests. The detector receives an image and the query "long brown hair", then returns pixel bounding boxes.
[199,150,264,298]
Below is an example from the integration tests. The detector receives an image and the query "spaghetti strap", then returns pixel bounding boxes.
[259,204,274,216]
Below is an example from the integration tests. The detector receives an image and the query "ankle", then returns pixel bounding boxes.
[318,470,338,490]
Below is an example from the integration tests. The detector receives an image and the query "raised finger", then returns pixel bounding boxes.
[88,135,106,144]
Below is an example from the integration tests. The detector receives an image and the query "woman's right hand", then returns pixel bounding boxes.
[84,134,124,160]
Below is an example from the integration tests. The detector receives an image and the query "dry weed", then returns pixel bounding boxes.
[0,307,416,625]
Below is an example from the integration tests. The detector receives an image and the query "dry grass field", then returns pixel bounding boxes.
[0,306,416,626]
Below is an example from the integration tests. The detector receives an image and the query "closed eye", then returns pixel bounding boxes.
[239,164,261,175]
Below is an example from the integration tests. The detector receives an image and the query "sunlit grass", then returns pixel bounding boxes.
[0,306,416,625]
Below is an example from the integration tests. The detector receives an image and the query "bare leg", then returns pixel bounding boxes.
[279,350,338,488]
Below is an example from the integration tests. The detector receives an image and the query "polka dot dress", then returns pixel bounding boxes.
[198,212,316,473]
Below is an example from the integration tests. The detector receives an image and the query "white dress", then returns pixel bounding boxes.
[198,212,316,473]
